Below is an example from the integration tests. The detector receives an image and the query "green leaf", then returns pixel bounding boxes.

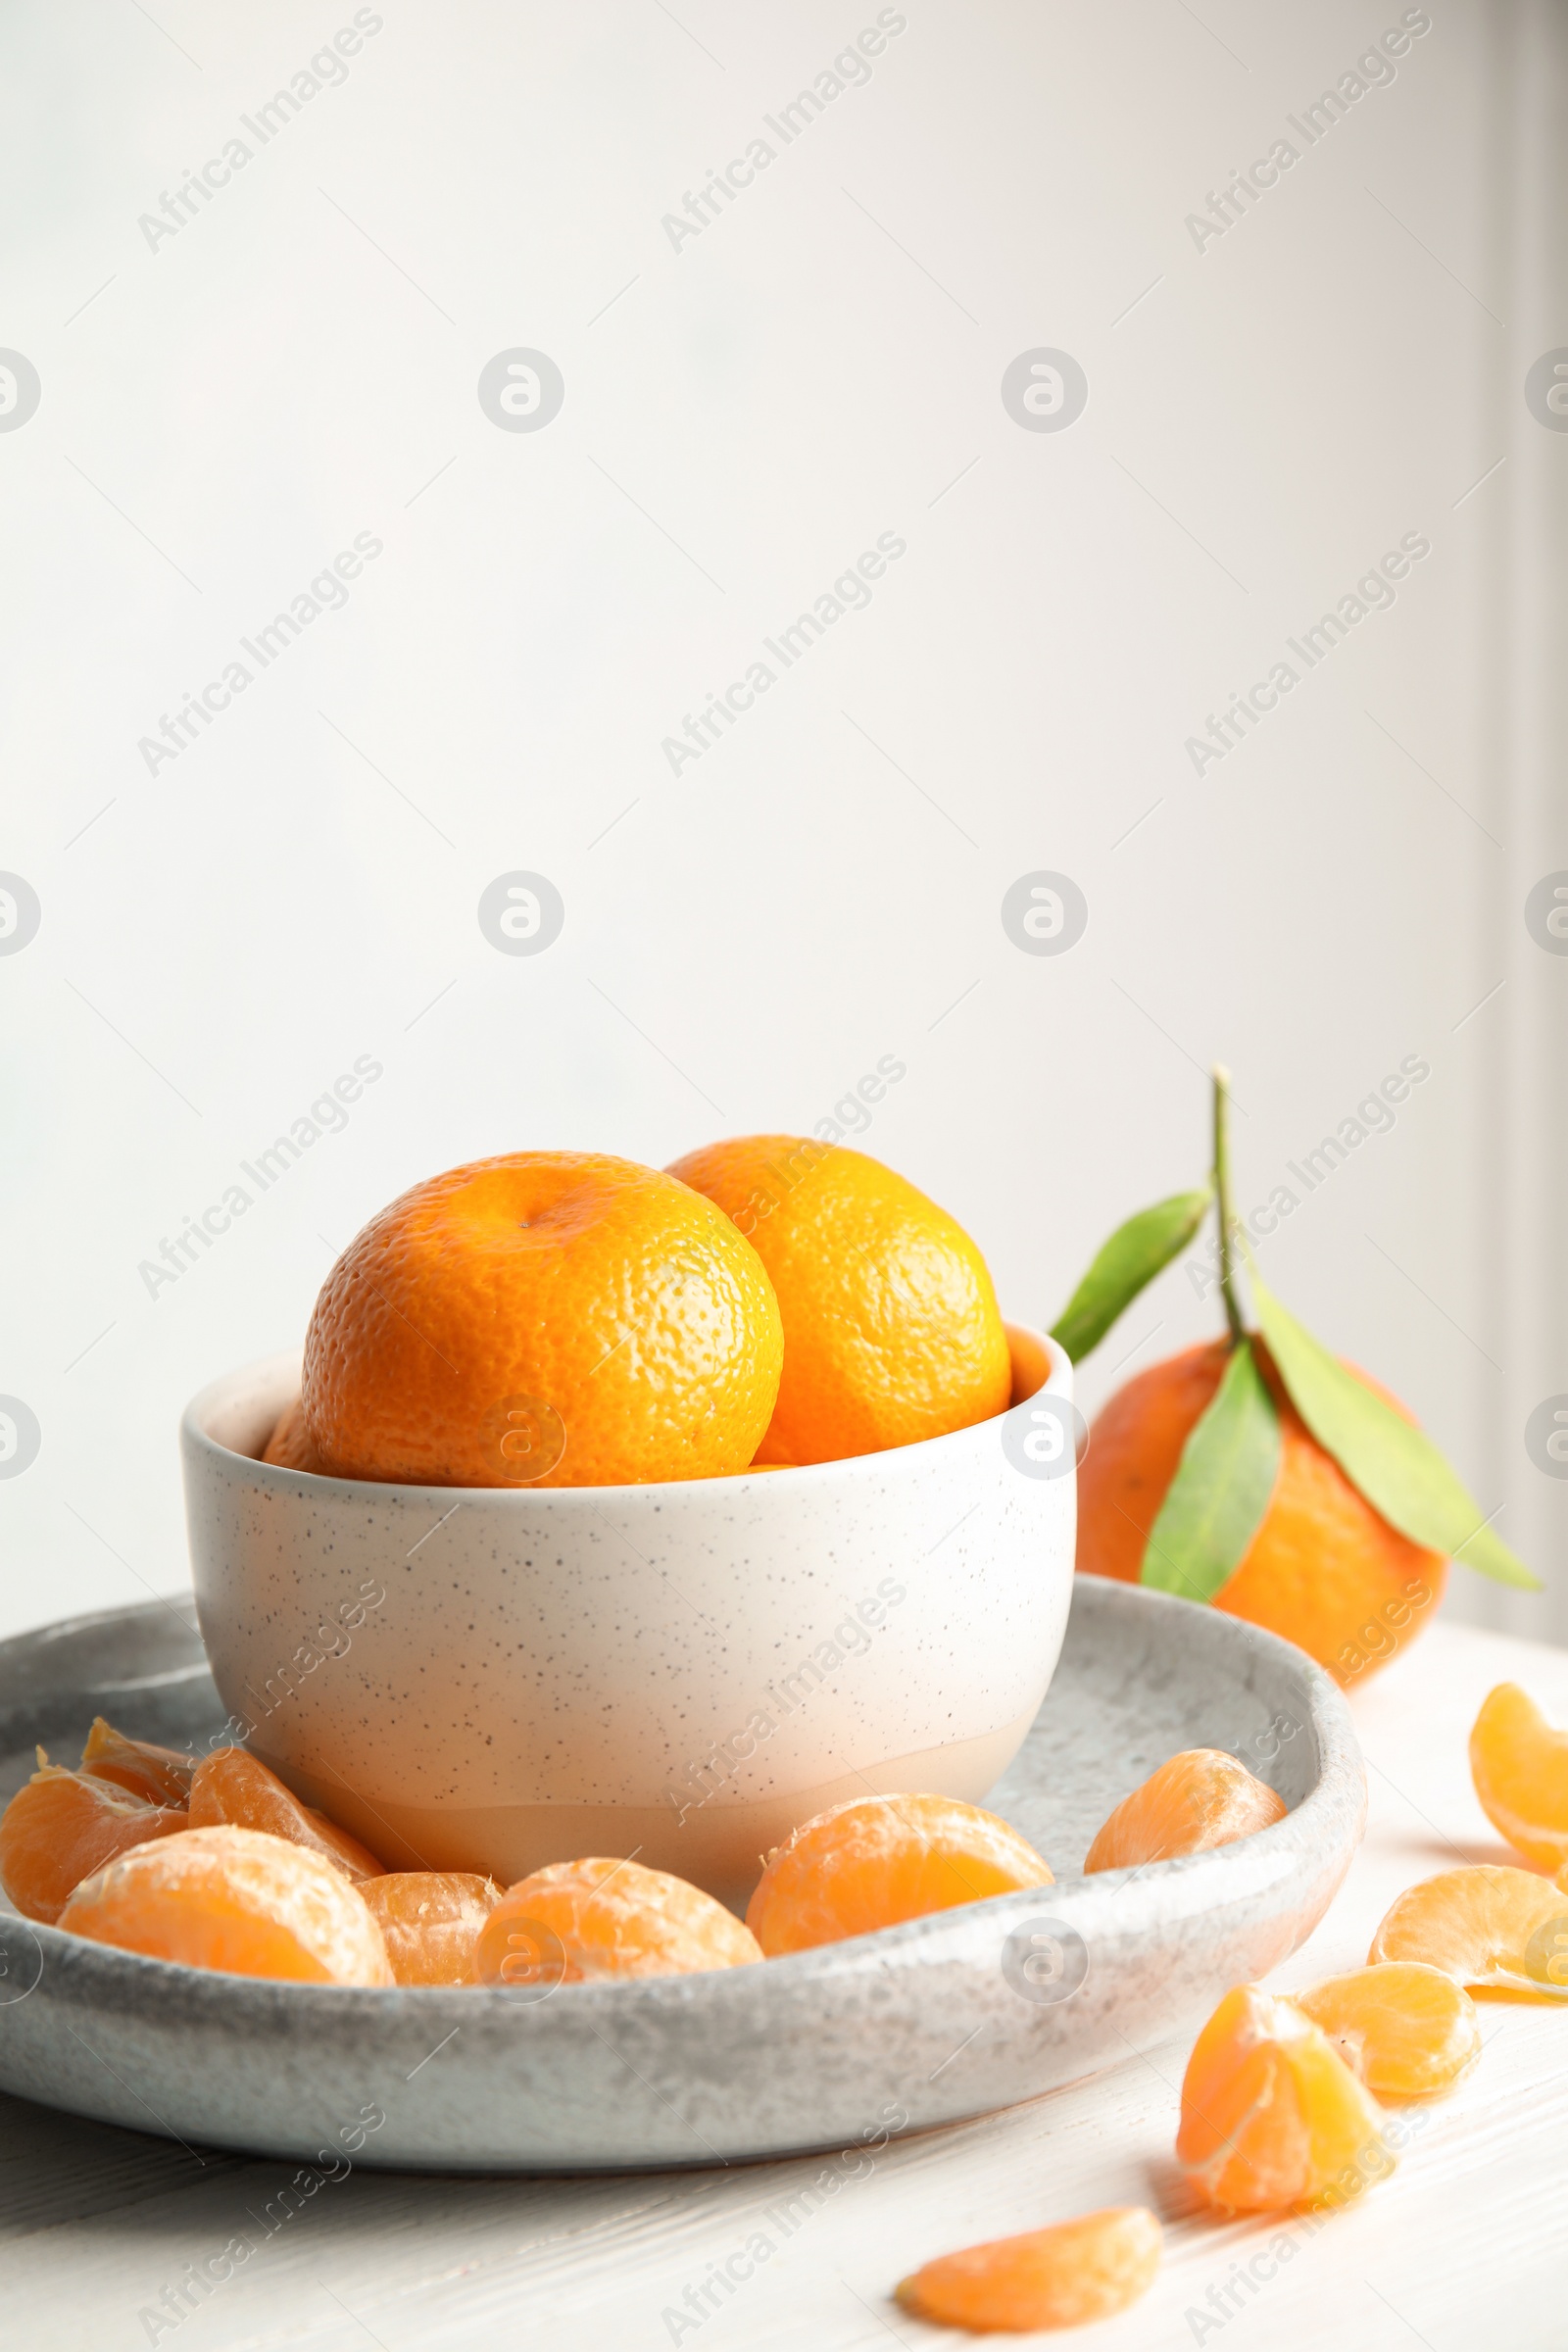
[1140,1339,1281,1603]
[1050,1185,1213,1364]
[1250,1276,1540,1591]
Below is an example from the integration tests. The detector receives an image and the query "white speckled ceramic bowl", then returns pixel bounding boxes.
[180,1326,1074,1902]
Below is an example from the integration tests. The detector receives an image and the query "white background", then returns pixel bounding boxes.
[1,0,1563,1645]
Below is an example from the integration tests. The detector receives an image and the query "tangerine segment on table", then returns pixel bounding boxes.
[475,1858,762,1988]
[78,1716,197,1808]
[1369,1866,1568,1997]
[1468,1684,1568,1872]
[300,1151,783,1489]
[1083,1748,1286,1874]
[57,1826,394,1985]
[1292,1963,1481,2099]
[894,2206,1162,2335]
[0,1769,187,1926]
[189,1749,386,1882]
[745,1794,1053,1957]
[361,1873,502,1985]
[1177,1984,1395,2213]
[1075,1337,1447,1685]
[666,1135,1011,1467]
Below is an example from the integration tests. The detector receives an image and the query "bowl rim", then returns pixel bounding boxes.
[180,1323,1073,1506]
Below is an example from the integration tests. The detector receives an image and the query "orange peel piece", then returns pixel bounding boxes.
[1084,1748,1286,1874]
[746,1793,1053,1957]
[1469,1683,1568,1872]
[895,2206,1161,2334]
[1292,1962,1481,2098]
[1369,1865,1568,1997]
[1178,1984,1396,2213]
[58,1825,394,1984]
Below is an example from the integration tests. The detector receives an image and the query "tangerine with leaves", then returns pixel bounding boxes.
[666,1136,1011,1466]
[1054,1068,1534,1679]
[1077,1338,1446,1685]
[300,1152,783,1488]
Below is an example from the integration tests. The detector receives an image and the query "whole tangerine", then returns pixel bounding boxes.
[262,1397,327,1475]
[301,1152,783,1487]
[665,1135,1011,1465]
[1077,1339,1446,1685]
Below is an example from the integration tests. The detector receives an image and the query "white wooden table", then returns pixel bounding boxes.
[4,1616,1566,2352]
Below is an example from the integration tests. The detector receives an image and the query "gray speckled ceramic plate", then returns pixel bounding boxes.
[0,1581,1364,2172]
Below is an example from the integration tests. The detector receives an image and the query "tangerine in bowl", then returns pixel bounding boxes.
[181,1143,1077,1906]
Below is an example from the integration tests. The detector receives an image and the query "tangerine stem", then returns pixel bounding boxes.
[1212,1064,1245,1346]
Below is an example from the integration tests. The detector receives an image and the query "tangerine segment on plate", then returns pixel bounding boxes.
[665,1135,1011,1467]
[745,1794,1053,1957]
[301,1151,783,1489]
[361,1873,503,1985]
[78,1716,197,1807]
[1292,1963,1481,2099]
[894,2206,1162,2335]
[475,1858,762,1988]
[57,1826,394,1984]
[0,1769,187,1926]
[1178,1984,1396,2213]
[1083,1748,1286,1874]
[1076,1337,1447,1686]
[1368,1866,1568,1997]
[1468,1684,1568,1872]
[188,1749,385,1883]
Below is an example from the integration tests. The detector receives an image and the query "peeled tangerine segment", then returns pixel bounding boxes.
[79,1716,198,1808]
[0,1768,186,1926]
[895,2206,1162,2335]
[1369,1865,1568,1998]
[745,1794,1054,1957]
[1178,1984,1396,2213]
[1084,1748,1286,1874]
[362,1873,503,1985]
[1469,1683,1568,1872]
[475,1857,761,1988]
[57,1825,393,1984]
[189,1748,385,1883]
[1293,1963,1482,2098]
